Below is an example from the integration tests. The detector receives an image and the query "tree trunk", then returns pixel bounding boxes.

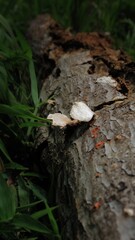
[28,15,135,240]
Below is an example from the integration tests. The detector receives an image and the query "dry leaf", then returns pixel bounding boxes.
[47,99,56,105]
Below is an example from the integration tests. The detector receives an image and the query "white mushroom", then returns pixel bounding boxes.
[70,102,94,122]
[47,113,73,128]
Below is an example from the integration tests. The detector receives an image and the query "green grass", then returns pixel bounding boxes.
[0,0,135,239]
[0,0,135,57]
[0,14,60,240]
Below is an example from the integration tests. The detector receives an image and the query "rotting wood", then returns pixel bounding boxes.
[28,15,135,240]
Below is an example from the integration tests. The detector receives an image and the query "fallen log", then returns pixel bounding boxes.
[28,15,135,240]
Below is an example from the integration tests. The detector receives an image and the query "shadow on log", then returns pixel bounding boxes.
[28,15,135,240]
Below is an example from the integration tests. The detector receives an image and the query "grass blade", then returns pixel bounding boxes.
[20,121,47,128]
[12,214,53,234]
[27,181,60,237]
[0,103,45,121]
[0,173,17,221]
[44,199,60,236]
[29,59,39,107]
[5,162,28,170]
[15,30,39,107]
[31,206,58,220]
[0,139,12,162]
[17,200,43,211]
[0,14,15,40]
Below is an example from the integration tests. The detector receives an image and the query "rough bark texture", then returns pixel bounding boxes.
[28,15,135,240]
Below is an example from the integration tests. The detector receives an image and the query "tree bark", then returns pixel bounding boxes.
[28,15,135,240]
